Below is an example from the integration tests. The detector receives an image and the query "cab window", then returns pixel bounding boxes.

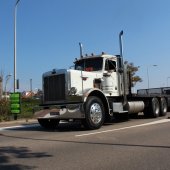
[105,60,116,71]
[75,57,103,71]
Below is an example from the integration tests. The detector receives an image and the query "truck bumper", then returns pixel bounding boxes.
[34,103,85,119]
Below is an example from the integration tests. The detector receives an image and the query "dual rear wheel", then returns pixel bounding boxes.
[145,97,167,118]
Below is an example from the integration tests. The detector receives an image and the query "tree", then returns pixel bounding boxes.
[125,61,142,87]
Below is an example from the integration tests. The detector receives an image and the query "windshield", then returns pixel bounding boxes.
[75,57,103,71]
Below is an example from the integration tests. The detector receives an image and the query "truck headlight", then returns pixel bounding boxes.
[68,87,77,95]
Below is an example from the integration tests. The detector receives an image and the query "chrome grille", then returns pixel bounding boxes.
[44,74,65,102]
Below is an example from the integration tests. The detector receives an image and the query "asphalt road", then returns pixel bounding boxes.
[0,113,170,170]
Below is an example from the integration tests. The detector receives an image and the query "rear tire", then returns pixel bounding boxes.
[38,119,59,129]
[160,98,167,116]
[83,96,105,130]
[150,98,160,118]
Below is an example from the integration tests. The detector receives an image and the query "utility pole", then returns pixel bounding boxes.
[13,0,20,120]
[167,77,170,86]
[147,65,157,89]
[30,79,32,98]
[14,0,20,92]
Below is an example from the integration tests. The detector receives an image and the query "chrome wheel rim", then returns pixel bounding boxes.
[90,103,102,124]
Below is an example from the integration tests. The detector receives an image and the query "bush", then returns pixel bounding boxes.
[0,99,11,122]
[0,98,41,122]
[20,98,40,119]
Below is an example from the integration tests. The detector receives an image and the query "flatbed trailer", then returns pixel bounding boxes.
[137,87,170,109]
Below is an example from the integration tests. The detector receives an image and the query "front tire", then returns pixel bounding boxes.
[38,119,59,129]
[83,96,105,130]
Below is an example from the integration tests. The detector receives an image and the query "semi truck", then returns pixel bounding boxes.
[35,31,170,130]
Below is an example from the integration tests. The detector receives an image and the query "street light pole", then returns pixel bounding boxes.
[147,67,149,89]
[30,79,33,98]
[167,77,170,86]
[147,65,157,89]
[14,0,20,93]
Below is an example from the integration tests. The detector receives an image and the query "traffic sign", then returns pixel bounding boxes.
[10,93,21,114]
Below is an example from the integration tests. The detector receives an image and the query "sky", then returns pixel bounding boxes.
[0,0,170,92]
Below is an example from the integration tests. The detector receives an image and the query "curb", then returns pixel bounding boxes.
[0,119,37,128]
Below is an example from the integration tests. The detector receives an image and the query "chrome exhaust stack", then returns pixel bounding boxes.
[119,30,128,107]
[79,42,83,59]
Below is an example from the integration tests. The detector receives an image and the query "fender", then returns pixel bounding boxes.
[83,88,111,116]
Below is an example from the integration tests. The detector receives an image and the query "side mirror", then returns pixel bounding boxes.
[103,71,111,77]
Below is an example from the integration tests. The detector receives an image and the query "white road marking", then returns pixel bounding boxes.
[0,124,39,131]
[75,119,170,137]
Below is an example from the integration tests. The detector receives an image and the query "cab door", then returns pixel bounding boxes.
[103,59,119,96]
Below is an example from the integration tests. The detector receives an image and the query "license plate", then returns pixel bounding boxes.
[50,112,59,116]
